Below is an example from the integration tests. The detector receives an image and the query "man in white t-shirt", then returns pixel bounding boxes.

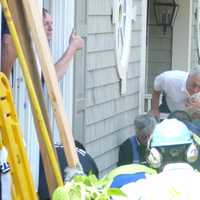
[151,66,200,120]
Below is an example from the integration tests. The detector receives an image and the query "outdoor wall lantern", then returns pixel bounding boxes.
[153,0,179,34]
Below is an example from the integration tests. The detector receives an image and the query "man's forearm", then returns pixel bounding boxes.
[55,31,84,81]
[151,90,161,118]
[55,45,76,81]
[152,90,161,110]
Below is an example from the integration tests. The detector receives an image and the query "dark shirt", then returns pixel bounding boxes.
[38,142,99,200]
[159,93,171,113]
[1,14,9,36]
[118,136,147,166]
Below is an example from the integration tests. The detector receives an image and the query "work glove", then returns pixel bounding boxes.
[64,162,84,182]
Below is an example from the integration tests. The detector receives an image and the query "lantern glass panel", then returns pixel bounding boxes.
[154,0,179,26]
[154,4,175,25]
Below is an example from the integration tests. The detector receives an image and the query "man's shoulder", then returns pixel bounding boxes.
[158,70,188,88]
[162,70,188,79]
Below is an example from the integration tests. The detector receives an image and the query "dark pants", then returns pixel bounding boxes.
[159,93,170,114]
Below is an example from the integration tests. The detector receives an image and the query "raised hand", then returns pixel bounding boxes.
[69,30,84,51]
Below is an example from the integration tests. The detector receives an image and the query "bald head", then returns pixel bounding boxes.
[186,65,200,95]
[134,114,157,146]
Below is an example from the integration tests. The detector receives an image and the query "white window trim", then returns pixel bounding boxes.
[139,0,148,114]
[172,0,192,72]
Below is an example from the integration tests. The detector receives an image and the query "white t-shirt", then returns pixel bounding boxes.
[154,70,190,112]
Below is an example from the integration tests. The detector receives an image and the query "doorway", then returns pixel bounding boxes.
[144,0,192,113]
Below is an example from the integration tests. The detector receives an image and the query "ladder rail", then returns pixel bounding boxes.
[0,0,63,192]
[0,73,38,200]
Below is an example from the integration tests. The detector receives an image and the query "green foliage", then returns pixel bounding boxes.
[52,174,126,200]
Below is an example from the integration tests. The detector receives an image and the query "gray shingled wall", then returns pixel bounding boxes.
[74,0,143,176]
[191,0,199,67]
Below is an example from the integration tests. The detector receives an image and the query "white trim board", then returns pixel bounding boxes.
[139,0,148,114]
[172,0,192,72]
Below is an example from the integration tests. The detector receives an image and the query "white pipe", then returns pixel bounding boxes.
[139,0,148,114]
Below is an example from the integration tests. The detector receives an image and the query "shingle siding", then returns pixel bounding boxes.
[191,0,199,67]
[86,67,119,89]
[87,51,116,70]
[87,33,115,53]
[88,0,112,16]
[85,110,136,143]
[86,93,139,125]
[74,0,200,177]
[75,0,143,177]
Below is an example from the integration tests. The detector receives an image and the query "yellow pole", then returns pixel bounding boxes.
[0,0,63,187]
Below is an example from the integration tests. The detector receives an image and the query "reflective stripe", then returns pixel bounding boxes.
[107,164,157,180]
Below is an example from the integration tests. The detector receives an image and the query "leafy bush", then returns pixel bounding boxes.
[52,173,126,200]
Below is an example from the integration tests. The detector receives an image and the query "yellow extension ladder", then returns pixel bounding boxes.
[0,0,63,194]
[0,73,38,200]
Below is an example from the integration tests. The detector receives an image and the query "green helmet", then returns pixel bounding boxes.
[151,119,193,147]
